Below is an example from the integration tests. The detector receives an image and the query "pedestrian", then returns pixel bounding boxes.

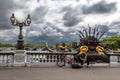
[75,45,89,67]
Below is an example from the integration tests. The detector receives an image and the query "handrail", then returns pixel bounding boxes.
[25,51,76,55]
[25,51,76,67]
[0,50,120,67]
[0,51,15,67]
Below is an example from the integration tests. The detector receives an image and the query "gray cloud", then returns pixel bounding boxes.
[96,24,119,37]
[96,24,109,32]
[110,21,120,27]
[0,0,14,29]
[0,0,26,30]
[107,32,118,37]
[0,0,120,45]
[61,6,73,12]
[25,22,62,44]
[25,35,62,45]
[0,22,12,30]
[62,7,81,27]
[25,22,79,45]
[31,6,48,24]
[25,32,78,45]
[109,20,120,36]
[82,0,117,14]
[63,12,80,27]
[27,22,63,36]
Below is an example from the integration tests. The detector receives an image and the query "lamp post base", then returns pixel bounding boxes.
[16,40,24,50]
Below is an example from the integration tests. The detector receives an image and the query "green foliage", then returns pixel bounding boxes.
[1,36,120,50]
[101,36,120,50]
[24,43,41,48]
[54,44,60,50]
[66,43,73,49]
[0,43,13,47]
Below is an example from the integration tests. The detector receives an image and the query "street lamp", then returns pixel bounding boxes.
[10,13,31,50]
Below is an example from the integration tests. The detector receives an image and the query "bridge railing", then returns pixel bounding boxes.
[0,51,14,67]
[25,51,74,67]
[24,51,112,67]
[0,50,120,67]
[108,51,120,62]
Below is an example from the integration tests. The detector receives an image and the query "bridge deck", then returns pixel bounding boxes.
[0,66,120,80]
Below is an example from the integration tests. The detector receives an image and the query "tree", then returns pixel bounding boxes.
[101,36,120,50]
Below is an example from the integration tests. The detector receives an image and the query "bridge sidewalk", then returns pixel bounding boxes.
[0,66,120,80]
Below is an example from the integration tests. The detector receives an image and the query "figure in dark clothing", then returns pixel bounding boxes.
[74,45,89,66]
[59,43,67,52]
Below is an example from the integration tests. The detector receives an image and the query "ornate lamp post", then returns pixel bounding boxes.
[10,13,31,50]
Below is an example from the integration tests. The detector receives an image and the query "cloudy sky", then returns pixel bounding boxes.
[0,0,120,45]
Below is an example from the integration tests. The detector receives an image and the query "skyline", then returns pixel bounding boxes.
[0,0,120,45]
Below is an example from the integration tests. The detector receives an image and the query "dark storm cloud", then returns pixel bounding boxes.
[0,22,12,29]
[31,6,48,24]
[61,6,73,12]
[82,0,117,14]
[96,24,109,32]
[96,24,111,36]
[108,20,120,36]
[62,7,81,27]
[25,22,78,45]
[63,12,80,27]
[96,24,119,37]
[25,22,62,44]
[62,32,79,43]
[0,0,24,30]
[0,0,14,29]
[25,36,61,45]
[110,21,120,27]
[107,32,118,37]
[0,0,14,16]
[26,33,78,45]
